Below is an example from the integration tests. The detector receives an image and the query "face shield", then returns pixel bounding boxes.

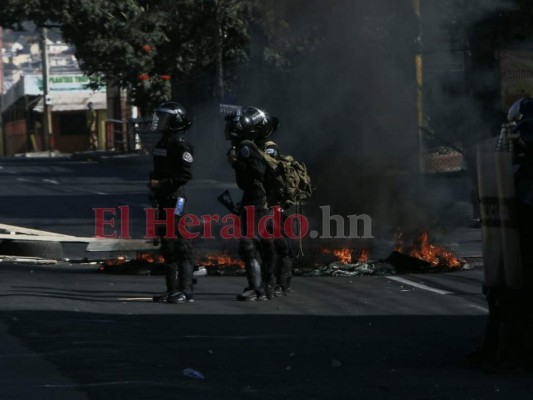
[150,112,160,131]
[150,109,173,132]
[508,98,524,122]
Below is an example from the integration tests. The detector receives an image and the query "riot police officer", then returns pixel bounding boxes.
[148,102,195,304]
[260,140,294,298]
[506,98,533,368]
[224,106,278,301]
[474,97,533,370]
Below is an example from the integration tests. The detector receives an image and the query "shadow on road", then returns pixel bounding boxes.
[1,311,531,400]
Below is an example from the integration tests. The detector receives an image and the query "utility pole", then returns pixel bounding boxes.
[40,27,53,154]
[412,0,425,173]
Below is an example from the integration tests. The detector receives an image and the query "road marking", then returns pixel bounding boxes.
[94,191,107,195]
[387,276,453,295]
[468,304,489,313]
[45,381,162,388]
[183,335,292,340]
[117,297,153,301]
[42,179,59,184]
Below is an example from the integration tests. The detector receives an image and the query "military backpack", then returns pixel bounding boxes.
[262,152,312,207]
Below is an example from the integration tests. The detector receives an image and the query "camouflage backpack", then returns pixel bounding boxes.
[262,152,312,207]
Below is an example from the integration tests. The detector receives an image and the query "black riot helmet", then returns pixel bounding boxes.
[507,98,533,122]
[508,98,533,144]
[151,102,192,133]
[223,105,279,142]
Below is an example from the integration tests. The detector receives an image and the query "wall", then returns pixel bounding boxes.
[4,119,28,155]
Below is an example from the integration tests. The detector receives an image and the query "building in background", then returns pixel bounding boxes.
[0,27,107,156]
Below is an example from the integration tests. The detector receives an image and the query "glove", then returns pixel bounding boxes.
[227,147,237,166]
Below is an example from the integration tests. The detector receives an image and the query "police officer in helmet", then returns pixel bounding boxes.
[149,102,195,304]
[261,140,295,298]
[225,106,277,301]
[473,97,533,370]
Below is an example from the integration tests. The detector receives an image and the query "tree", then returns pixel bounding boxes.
[0,0,316,114]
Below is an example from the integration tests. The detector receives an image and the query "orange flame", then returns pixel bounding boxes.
[357,248,370,263]
[394,229,404,253]
[137,252,165,264]
[102,255,127,266]
[201,255,244,269]
[333,248,353,264]
[408,232,462,268]
[321,247,371,264]
[102,253,165,267]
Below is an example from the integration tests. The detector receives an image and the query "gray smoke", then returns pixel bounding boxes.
[190,0,520,242]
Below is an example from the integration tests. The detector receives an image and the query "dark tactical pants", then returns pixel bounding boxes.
[481,201,533,367]
[156,197,194,296]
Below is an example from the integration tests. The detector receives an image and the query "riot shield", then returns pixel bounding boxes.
[477,138,523,289]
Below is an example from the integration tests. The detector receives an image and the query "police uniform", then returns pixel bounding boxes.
[475,98,533,369]
[149,102,195,304]
[223,105,279,301]
[232,139,269,301]
[261,141,294,297]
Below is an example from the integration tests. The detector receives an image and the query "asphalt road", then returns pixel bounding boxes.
[0,154,235,240]
[1,155,531,399]
[1,261,532,400]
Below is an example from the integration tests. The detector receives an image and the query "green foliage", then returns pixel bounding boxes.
[0,0,318,112]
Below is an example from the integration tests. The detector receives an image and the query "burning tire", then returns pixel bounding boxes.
[0,240,65,260]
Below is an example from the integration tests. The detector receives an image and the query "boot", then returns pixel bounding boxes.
[170,259,194,303]
[262,256,277,300]
[237,259,267,301]
[153,263,179,303]
[274,257,293,297]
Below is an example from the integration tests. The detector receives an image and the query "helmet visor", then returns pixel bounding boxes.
[151,111,171,132]
[508,98,524,122]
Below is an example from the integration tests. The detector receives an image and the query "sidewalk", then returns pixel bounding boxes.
[7,149,147,162]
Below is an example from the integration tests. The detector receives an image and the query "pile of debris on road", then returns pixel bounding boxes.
[295,254,472,278]
[296,231,472,277]
[98,252,241,277]
[98,231,473,277]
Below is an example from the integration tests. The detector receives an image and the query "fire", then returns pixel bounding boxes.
[357,248,370,263]
[320,247,370,264]
[102,252,165,266]
[394,229,404,253]
[333,248,353,264]
[200,255,244,268]
[103,253,243,268]
[102,255,127,266]
[99,252,164,272]
[137,252,165,264]
[407,232,462,268]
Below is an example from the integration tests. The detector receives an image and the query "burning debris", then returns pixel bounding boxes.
[297,231,468,277]
[99,252,243,276]
[394,231,463,269]
[195,254,244,276]
[98,231,467,278]
[357,248,370,264]
[199,255,244,269]
[99,252,165,275]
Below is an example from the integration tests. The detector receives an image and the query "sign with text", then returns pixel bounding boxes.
[24,74,92,95]
[500,50,533,109]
